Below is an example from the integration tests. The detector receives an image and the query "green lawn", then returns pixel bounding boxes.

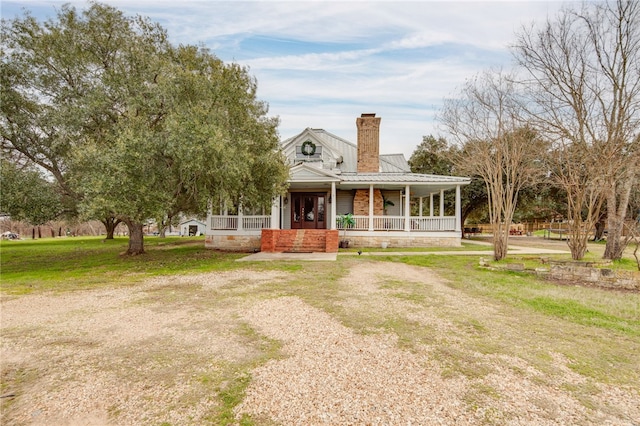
[1,237,639,424]
[0,236,244,294]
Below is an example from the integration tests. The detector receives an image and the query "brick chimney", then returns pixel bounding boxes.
[356,113,381,173]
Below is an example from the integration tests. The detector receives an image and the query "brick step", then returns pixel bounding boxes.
[261,229,339,253]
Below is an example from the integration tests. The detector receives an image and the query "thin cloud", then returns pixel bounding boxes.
[3,0,565,157]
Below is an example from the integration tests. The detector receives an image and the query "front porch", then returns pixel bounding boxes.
[205,165,467,253]
[207,214,457,233]
[205,212,461,252]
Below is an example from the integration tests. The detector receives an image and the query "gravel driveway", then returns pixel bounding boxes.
[1,262,638,425]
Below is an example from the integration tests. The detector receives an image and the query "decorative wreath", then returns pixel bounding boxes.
[301,140,316,156]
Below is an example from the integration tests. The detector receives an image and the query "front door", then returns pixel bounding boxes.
[291,193,326,229]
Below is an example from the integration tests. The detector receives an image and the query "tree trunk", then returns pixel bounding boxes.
[604,173,634,260]
[594,218,606,241]
[159,225,167,238]
[567,224,589,260]
[604,213,625,259]
[124,220,145,255]
[101,216,122,240]
[492,222,509,261]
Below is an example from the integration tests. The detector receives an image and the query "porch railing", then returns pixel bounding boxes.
[411,216,456,231]
[210,214,455,232]
[210,216,237,230]
[243,216,271,230]
[209,215,270,231]
[338,215,457,232]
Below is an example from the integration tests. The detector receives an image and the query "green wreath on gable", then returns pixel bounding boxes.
[301,140,316,156]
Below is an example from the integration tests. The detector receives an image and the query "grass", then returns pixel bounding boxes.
[397,256,640,335]
[393,255,640,385]
[1,238,639,424]
[0,236,244,294]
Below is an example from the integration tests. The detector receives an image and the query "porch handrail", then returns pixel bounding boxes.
[373,216,404,231]
[210,215,270,230]
[335,215,456,232]
[210,216,238,230]
[243,215,271,230]
[411,216,456,231]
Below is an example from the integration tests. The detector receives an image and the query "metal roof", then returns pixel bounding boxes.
[337,173,470,196]
[380,154,411,173]
[282,128,409,174]
[340,173,470,184]
[281,127,470,195]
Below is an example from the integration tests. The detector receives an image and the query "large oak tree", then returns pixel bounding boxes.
[1,3,288,254]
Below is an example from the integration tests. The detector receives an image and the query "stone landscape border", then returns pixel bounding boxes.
[480,258,640,291]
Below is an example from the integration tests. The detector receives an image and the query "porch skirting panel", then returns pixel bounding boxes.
[343,233,462,249]
[205,234,261,252]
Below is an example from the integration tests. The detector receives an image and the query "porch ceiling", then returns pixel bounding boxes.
[286,181,460,197]
[336,182,462,197]
[287,170,470,197]
[288,181,334,190]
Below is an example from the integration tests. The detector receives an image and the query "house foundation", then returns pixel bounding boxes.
[205,234,261,251]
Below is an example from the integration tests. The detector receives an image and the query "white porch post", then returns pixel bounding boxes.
[429,193,434,217]
[404,185,411,231]
[270,197,280,229]
[439,189,444,217]
[330,182,337,230]
[237,202,244,231]
[419,197,423,217]
[455,184,462,233]
[368,184,374,231]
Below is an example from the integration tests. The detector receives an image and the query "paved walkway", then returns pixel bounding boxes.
[237,239,569,262]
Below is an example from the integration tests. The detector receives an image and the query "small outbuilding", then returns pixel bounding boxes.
[180,219,206,237]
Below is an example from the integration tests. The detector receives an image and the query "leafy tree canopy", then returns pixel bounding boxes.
[409,135,488,232]
[1,2,289,254]
[0,159,63,225]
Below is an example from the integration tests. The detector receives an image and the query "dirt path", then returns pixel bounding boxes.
[1,263,638,425]
[0,271,287,425]
[236,262,639,425]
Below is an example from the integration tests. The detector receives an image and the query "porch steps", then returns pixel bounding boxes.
[289,230,309,253]
[264,229,339,253]
[301,230,327,253]
[273,230,298,252]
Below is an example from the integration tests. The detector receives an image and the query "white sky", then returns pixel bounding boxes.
[3,0,566,158]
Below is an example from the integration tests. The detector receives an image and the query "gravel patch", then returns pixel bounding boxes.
[2,263,638,425]
[236,296,469,424]
[0,270,287,425]
[235,262,640,425]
